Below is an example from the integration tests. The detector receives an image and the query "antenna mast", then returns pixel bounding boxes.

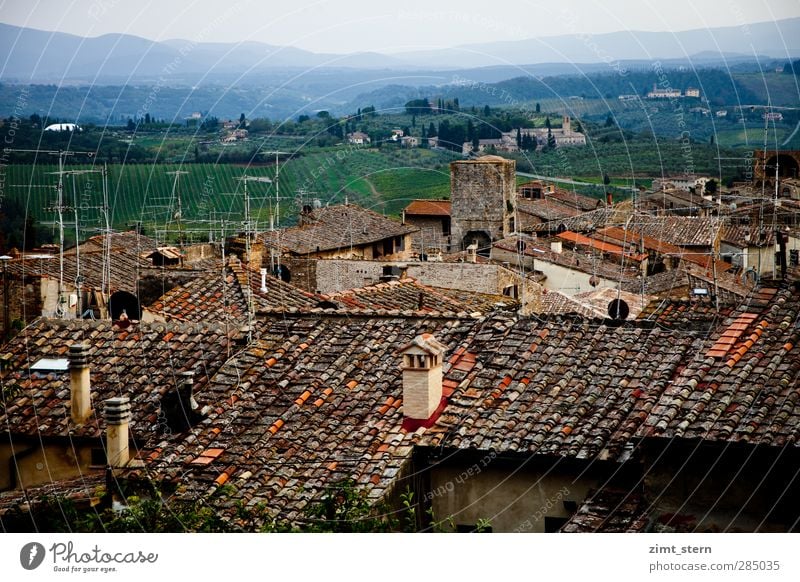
[166,170,189,246]
[236,174,272,344]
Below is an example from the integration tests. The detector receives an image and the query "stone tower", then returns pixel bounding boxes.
[449,155,516,253]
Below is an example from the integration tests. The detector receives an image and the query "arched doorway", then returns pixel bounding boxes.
[765,154,799,180]
[109,291,141,320]
[462,230,492,257]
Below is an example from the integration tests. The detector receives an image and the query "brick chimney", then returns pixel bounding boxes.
[69,343,92,424]
[104,396,131,468]
[397,334,448,427]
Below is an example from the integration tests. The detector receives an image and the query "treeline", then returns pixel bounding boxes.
[459,68,759,107]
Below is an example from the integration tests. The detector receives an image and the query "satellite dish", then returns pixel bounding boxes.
[608,299,630,320]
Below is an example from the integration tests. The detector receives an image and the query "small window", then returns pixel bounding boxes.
[30,358,69,372]
[90,448,107,467]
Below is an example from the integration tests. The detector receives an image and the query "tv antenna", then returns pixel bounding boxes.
[236,175,272,343]
[166,170,189,246]
[261,151,289,227]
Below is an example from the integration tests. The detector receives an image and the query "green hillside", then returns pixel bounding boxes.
[4,147,455,242]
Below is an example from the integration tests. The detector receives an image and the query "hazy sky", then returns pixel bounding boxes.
[1,0,799,53]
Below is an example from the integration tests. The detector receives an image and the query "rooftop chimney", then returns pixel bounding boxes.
[260,267,268,293]
[161,371,199,432]
[69,343,92,424]
[550,241,563,254]
[397,334,448,428]
[104,396,131,468]
[466,243,478,263]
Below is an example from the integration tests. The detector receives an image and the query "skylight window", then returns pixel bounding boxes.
[30,358,69,372]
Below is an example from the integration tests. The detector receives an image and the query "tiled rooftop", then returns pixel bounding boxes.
[560,487,650,532]
[538,290,601,318]
[493,235,641,284]
[136,315,478,524]
[319,278,517,316]
[403,199,452,217]
[422,315,703,460]
[6,231,158,293]
[594,226,730,273]
[640,285,800,446]
[4,281,800,526]
[620,269,690,297]
[527,201,633,234]
[0,318,236,439]
[259,204,418,255]
[631,216,719,247]
[148,257,319,322]
[636,298,734,331]
[0,474,106,519]
[517,198,580,223]
[545,189,603,212]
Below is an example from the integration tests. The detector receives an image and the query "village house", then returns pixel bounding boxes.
[346,131,371,145]
[651,174,711,193]
[401,199,452,253]
[639,187,717,217]
[491,234,642,296]
[258,204,418,283]
[280,254,532,300]
[646,85,682,98]
[0,318,237,493]
[400,135,419,148]
[505,116,586,149]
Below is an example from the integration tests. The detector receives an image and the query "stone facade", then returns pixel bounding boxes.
[450,156,516,252]
[310,258,520,296]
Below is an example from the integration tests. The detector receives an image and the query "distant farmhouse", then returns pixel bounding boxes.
[463,116,586,155]
[347,131,371,145]
[645,85,701,99]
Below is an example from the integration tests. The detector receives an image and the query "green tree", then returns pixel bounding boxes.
[535,102,541,113]
[484,104,491,117]
[603,172,611,186]
[605,114,615,127]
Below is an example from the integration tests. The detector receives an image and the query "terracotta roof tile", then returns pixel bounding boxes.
[259,204,418,255]
[403,199,452,217]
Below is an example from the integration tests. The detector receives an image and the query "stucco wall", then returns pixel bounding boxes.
[428,459,599,533]
[0,441,96,491]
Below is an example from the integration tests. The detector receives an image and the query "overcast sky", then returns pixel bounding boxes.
[1,0,799,54]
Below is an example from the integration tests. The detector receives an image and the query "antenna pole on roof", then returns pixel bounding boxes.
[237,174,273,343]
[166,170,189,247]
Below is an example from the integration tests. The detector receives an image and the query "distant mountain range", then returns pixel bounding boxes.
[1,18,798,82]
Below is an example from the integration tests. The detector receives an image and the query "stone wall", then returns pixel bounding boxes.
[312,258,520,296]
[450,157,516,250]
[1,274,43,338]
[404,216,450,253]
